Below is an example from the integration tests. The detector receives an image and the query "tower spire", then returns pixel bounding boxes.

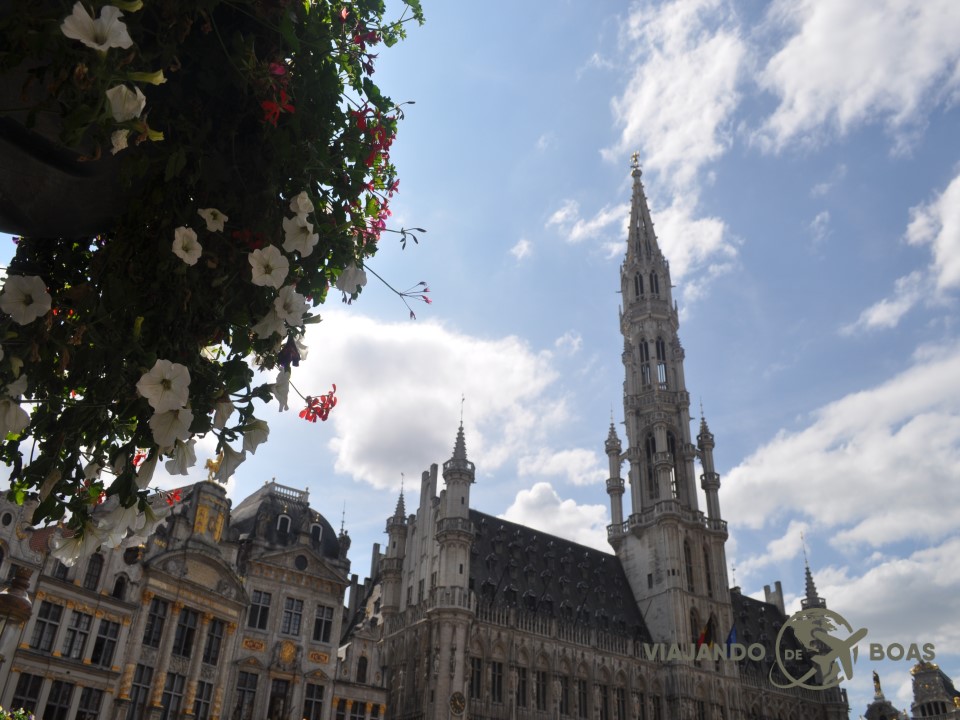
[627,153,663,264]
[800,541,827,610]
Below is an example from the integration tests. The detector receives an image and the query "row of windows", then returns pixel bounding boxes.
[13,674,104,720]
[233,671,338,720]
[30,602,121,668]
[467,660,664,720]
[633,272,661,298]
[47,556,129,600]
[143,598,225,664]
[247,590,335,643]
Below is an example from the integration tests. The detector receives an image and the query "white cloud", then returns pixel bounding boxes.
[735,519,810,580]
[841,270,926,334]
[723,341,960,548]
[546,200,629,246]
[517,448,606,487]
[606,0,745,190]
[906,170,960,293]
[500,482,609,550]
[810,163,847,197]
[283,311,568,490]
[509,238,532,261]
[842,169,960,334]
[809,210,830,245]
[554,331,582,355]
[756,0,960,151]
[652,195,737,288]
[536,133,556,152]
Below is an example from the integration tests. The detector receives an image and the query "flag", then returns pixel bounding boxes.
[725,625,737,658]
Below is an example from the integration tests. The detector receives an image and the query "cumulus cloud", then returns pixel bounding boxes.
[517,448,606,487]
[554,331,583,355]
[756,0,960,151]
[605,0,745,190]
[282,311,568,489]
[723,341,960,549]
[500,482,610,550]
[735,519,810,580]
[652,195,737,285]
[509,238,532,261]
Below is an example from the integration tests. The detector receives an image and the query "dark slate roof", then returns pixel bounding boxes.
[229,482,340,558]
[469,510,652,642]
[730,589,815,683]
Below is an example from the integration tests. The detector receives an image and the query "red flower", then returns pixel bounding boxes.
[299,385,338,423]
[262,89,295,126]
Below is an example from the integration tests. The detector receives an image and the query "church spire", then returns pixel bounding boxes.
[801,559,827,610]
[627,153,664,266]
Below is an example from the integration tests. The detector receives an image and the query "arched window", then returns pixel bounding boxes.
[703,547,713,598]
[311,524,322,544]
[690,608,700,645]
[634,273,644,298]
[112,575,127,600]
[357,655,368,684]
[655,338,668,389]
[684,541,694,593]
[83,553,104,591]
[645,434,657,499]
[650,273,660,296]
[277,515,291,535]
[639,340,651,387]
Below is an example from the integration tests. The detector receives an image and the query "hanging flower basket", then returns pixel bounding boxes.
[0,0,424,558]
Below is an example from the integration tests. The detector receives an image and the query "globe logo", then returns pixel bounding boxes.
[772,608,868,690]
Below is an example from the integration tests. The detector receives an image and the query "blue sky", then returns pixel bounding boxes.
[4,0,960,714]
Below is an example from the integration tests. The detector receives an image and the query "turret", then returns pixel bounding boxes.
[437,424,475,588]
[605,422,625,536]
[380,489,408,617]
[697,413,723,524]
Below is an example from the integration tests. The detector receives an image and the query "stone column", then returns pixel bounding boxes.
[148,601,183,712]
[118,590,156,700]
[182,612,213,716]
[210,622,237,720]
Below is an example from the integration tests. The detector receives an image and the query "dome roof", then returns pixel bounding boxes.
[230,481,340,558]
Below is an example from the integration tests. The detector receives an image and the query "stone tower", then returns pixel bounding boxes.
[607,156,733,650]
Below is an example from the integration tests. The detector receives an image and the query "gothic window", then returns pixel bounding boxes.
[667,432,679,498]
[634,273,644,298]
[690,608,700,645]
[645,433,657,499]
[82,553,103,590]
[516,667,528,708]
[615,688,627,720]
[655,338,667,389]
[469,657,483,699]
[703,546,714,598]
[599,684,610,720]
[684,541,695,593]
[650,273,660,296]
[577,679,589,719]
[491,661,504,703]
[535,670,548,711]
[559,676,570,716]
[639,339,652,387]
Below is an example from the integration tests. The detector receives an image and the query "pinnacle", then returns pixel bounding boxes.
[452,422,468,461]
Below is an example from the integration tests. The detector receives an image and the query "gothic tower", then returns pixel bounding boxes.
[607,156,733,652]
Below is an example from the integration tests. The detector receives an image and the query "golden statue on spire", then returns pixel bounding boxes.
[631,151,640,169]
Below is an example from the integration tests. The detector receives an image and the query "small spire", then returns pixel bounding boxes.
[452,423,468,461]
[627,152,663,262]
[801,539,827,609]
[394,474,406,519]
[605,420,621,453]
[340,502,346,534]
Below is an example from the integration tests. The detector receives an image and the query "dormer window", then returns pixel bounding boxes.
[277,515,291,535]
[311,524,322,544]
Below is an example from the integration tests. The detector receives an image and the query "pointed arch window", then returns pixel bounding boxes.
[650,273,660,296]
[684,541,695,593]
[645,433,657,499]
[634,273,644,298]
[655,337,668,389]
[690,607,700,645]
[639,340,651,387]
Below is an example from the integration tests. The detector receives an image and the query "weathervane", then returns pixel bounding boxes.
[631,151,640,169]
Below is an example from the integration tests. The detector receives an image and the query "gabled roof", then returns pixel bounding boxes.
[469,510,652,642]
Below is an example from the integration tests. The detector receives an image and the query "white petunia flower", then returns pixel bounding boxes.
[136,359,190,412]
[60,2,133,53]
[95,497,145,548]
[0,398,29,438]
[282,214,319,257]
[273,370,290,411]
[197,208,228,232]
[289,191,314,216]
[110,129,129,155]
[172,226,202,265]
[242,418,270,454]
[51,523,104,566]
[274,285,308,325]
[249,245,289,288]
[212,398,235,430]
[335,265,367,295]
[0,275,52,325]
[252,307,285,339]
[105,85,146,122]
[6,374,27,399]
[123,502,170,547]
[135,453,158,489]
[165,438,197,476]
[215,443,246,483]
[148,408,193,448]
[83,461,102,480]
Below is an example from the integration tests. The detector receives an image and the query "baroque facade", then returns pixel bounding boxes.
[0,479,386,720]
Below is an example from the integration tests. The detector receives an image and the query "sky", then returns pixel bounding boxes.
[4,0,960,714]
